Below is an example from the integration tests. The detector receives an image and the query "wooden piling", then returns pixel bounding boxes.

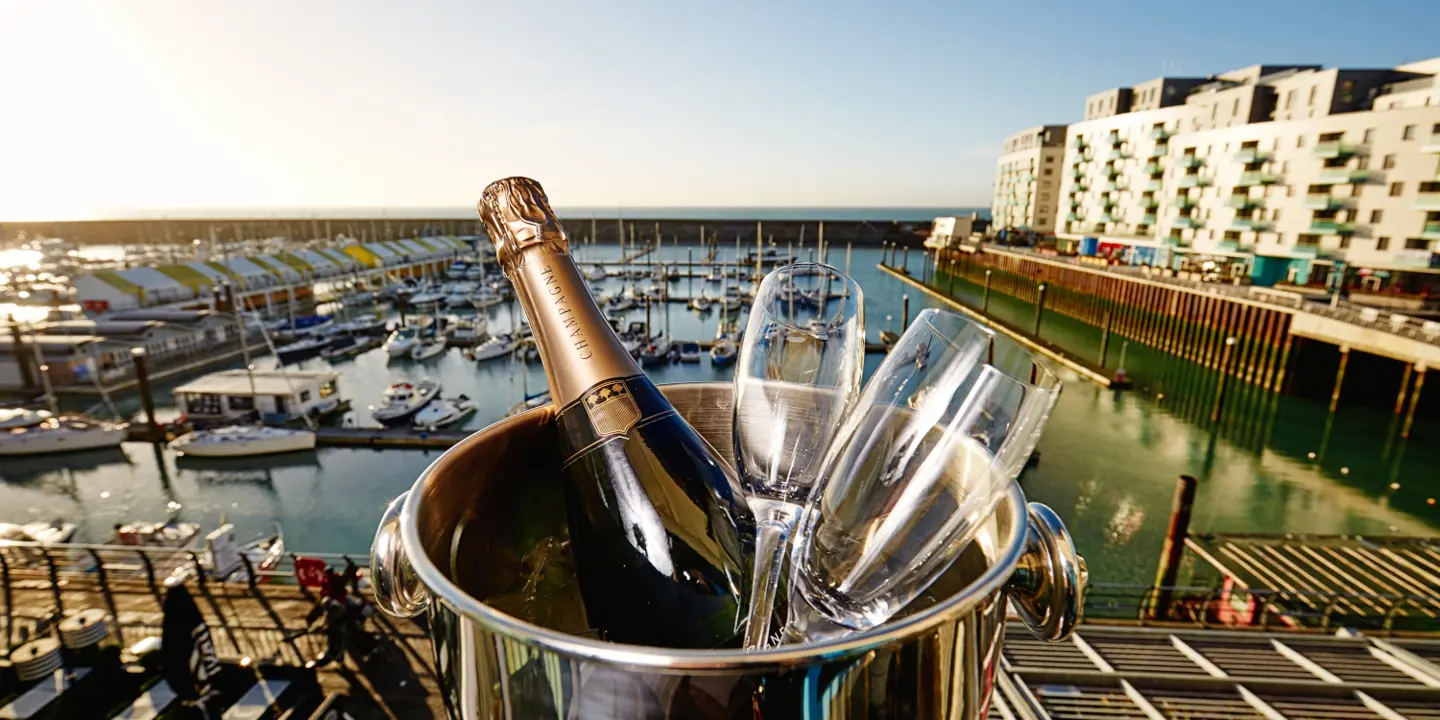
[1329,346,1350,414]
[1147,474,1200,620]
[902,294,910,331]
[1402,368,1425,439]
[133,348,160,440]
[1211,338,1237,423]
[982,270,992,313]
[1099,310,1112,367]
[1033,284,1047,338]
[1395,363,1414,415]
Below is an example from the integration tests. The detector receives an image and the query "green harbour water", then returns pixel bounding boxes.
[2,245,1435,587]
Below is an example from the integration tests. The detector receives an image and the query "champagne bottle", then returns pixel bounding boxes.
[478,177,753,648]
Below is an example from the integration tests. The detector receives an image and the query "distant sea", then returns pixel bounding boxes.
[73,206,990,223]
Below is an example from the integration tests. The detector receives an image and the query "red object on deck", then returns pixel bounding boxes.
[294,556,328,589]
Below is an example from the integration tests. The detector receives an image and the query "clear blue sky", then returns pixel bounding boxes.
[2,0,1437,219]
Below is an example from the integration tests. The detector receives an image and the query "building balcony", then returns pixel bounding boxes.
[1141,197,1160,209]
[1066,213,1083,222]
[1414,192,1440,210]
[1173,216,1201,229]
[1108,149,1131,161]
[1142,214,1157,225]
[1317,168,1370,185]
[1071,138,1088,150]
[1292,243,1321,257]
[1144,179,1164,192]
[1304,194,1346,210]
[1225,195,1261,209]
[1143,161,1163,176]
[1147,146,1167,159]
[1178,155,1204,169]
[1071,153,1089,166]
[1177,175,1210,188]
[1233,148,1267,164]
[1422,222,1440,240]
[1236,171,1281,187]
[1421,133,1440,153]
[1309,220,1355,235]
[1099,213,1118,223]
[1174,196,1198,209]
[1103,167,1121,179]
[1073,183,1089,192]
[1312,141,1359,159]
[1230,218,1268,231]
[1071,169,1086,180]
[1104,181,1127,192]
[1148,127,1171,141]
[1107,132,1122,146]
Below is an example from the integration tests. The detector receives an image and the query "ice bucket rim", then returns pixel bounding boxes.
[398,381,1030,670]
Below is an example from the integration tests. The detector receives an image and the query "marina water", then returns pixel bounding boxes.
[2,245,1435,586]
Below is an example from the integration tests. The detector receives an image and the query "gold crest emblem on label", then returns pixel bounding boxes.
[583,381,641,437]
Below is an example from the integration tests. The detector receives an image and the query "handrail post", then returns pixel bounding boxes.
[1,551,12,651]
[45,551,64,618]
[87,549,122,643]
[137,549,163,607]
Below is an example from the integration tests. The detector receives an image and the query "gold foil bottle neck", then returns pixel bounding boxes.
[478,177,569,272]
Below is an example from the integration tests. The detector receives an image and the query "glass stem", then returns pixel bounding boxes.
[743,498,802,651]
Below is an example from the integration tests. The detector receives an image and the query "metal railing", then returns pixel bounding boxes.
[1085,583,1440,635]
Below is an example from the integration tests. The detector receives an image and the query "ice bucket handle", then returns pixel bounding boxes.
[371,491,431,618]
[1006,502,1086,641]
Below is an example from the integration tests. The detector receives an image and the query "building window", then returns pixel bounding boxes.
[1296,135,1305,148]
[228,396,256,411]
[1297,234,1319,247]
[1363,128,1375,143]
[1377,237,1390,250]
[1356,156,1370,170]
[1308,86,1317,105]
[1383,154,1396,169]
[1272,209,1282,221]
[1370,209,1383,223]
[1390,182,1404,196]
[1280,160,1289,173]
[1403,125,1417,140]
[1044,168,1053,176]
[1232,98,1240,116]
[1405,238,1431,250]
[1045,156,1054,163]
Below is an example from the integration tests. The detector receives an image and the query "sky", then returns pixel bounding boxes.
[2,0,1439,220]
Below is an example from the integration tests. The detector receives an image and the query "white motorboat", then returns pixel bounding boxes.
[511,338,540,362]
[0,415,127,456]
[678,341,702,363]
[382,327,421,357]
[472,334,513,362]
[639,334,672,367]
[688,295,712,312]
[709,337,738,367]
[450,316,489,345]
[583,266,607,281]
[469,287,505,310]
[332,317,387,335]
[0,407,52,429]
[707,265,725,282]
[113,520,203,549]
[339,290,374,307]
[411,338,449,361]
[447,260,471,279]
[370,378,441,425]
[413,395,477,429]
[465,267,485,281]
[444,282,478,307]
[170,426,317,458]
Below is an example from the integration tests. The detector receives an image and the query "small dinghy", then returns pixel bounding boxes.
[472,333,513,362]
[169,426,317,458]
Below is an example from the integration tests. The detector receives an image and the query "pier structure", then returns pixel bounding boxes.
[891,244,1436,434]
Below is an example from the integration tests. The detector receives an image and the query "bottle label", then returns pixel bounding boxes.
[555,375,675,467]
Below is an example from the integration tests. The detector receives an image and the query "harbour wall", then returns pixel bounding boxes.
[3,217,933,247]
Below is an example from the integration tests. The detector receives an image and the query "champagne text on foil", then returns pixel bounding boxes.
[541,265,592,360]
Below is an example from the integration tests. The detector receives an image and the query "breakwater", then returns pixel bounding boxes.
[4,217,933,247]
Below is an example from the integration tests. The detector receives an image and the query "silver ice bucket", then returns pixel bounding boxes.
[371,382,1085,719]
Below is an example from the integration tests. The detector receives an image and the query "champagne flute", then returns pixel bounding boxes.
[734,262,864,650]
[784,308,1061,643]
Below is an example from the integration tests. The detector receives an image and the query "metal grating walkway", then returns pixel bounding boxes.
[996,624,1440,720]
[1185,533,1440,632]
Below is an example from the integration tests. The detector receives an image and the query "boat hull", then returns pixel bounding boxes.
[0,427,126,456]
[174,431,317,458]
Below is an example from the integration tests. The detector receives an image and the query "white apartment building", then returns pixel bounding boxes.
[992,126,1068,237]
[1004,59,1440,290]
